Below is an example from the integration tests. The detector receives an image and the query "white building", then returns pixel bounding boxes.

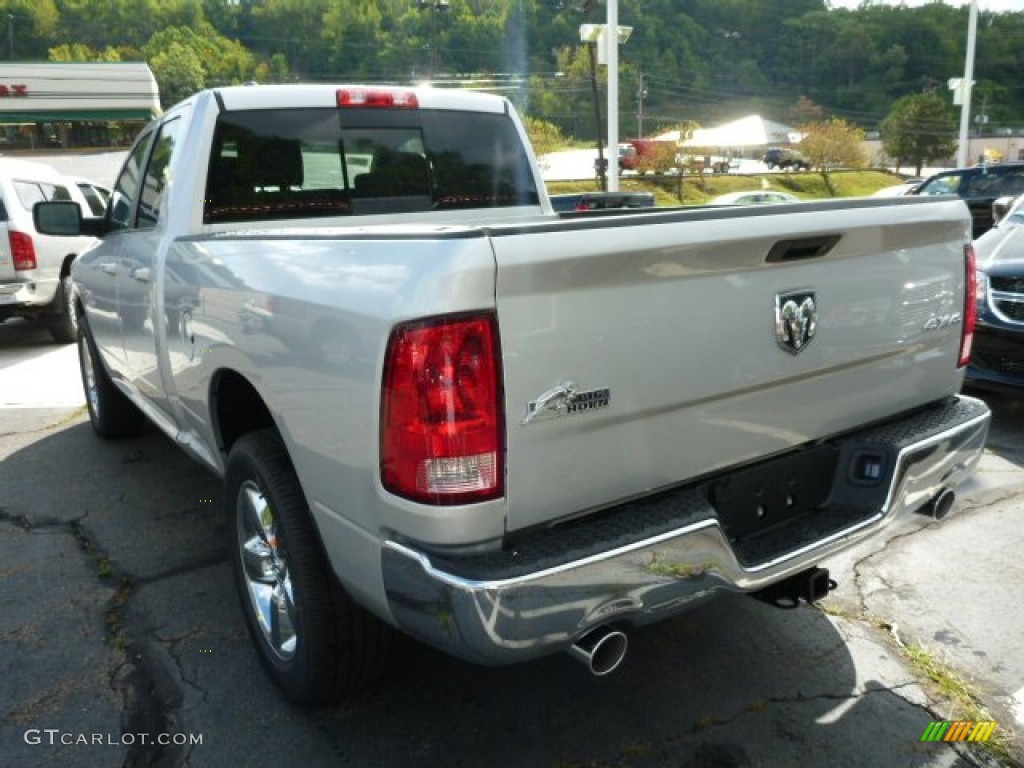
[0,62,160,149]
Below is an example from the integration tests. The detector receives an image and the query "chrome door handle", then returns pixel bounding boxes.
[100,262,118,275]
[130,267,152,283]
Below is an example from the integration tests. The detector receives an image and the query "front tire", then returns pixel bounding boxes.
[226,430,391,705]
[78,320,145,438]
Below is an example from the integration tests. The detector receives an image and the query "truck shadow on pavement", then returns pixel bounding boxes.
[965,386,1024,467]
[0,420,996,768]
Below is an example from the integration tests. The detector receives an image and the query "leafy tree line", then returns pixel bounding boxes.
[0,0,1020,146]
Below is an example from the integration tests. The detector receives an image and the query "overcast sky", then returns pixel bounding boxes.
[828,0,1022,10]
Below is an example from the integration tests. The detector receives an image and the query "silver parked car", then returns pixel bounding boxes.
[710,190,800,205]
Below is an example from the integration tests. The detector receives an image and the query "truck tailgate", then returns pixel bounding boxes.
[491,198,972,533]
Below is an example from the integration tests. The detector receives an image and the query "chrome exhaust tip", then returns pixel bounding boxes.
[568,627,628,676]
[917,488,957,521]
[930,488,956,521]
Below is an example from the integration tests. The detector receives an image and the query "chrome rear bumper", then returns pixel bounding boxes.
[382,395,990,666]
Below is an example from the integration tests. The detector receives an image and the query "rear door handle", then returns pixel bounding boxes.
[100,262,118,275]
[130,267,152,283]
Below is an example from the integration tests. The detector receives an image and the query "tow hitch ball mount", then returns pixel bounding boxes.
[754,566,836,609]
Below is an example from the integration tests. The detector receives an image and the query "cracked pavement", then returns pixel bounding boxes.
[2,319,1022,767]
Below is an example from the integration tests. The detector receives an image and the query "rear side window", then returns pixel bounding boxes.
[919,167,1024,199]
[203,106,539,224]
[961,168,1024,198]
[13,180,46,210]
[77,183,106,216]
[11,180,73,210]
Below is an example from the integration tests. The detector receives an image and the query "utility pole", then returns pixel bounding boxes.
[975,92,989,138]
[416,1,450,80]
[586,40,606,191]
[955,0,978,168]
[637,72,645,139]
[7,15,13,60]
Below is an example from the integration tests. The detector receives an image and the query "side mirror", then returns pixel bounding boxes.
[992,195,1017,226]
[34,200,106,237]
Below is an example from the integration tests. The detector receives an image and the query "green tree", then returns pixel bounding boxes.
[522,116,565,161]
[48,43,121,62]
[143,25,257,90]
[879,90,956,176]
[798,117,866,196]
[148,41,204,108]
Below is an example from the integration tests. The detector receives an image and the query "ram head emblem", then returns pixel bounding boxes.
[775,291,818,354]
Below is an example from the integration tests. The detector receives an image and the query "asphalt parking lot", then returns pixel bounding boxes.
[1,311,1023,768]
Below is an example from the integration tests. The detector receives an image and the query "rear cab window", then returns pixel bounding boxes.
[203,106,540,224]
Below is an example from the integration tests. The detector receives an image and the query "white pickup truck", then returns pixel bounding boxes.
[36,84,990,705]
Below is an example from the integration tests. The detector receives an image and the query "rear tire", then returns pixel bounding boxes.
[78,320,145,438]
[226,429,391,705]
[48,275,79,344]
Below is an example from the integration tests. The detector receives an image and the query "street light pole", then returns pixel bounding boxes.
[607,0,619,191]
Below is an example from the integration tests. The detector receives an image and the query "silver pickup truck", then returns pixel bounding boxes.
[36,84,990,705]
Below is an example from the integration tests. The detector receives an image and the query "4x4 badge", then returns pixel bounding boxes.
[775,291,817,354]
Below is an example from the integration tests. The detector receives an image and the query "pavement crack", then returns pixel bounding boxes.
[1,507,183,766]
[65,519,182,768]
[0,506,87,531]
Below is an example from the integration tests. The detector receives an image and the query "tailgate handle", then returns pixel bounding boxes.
[766,235,840,263]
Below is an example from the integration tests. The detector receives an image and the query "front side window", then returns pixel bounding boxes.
[203,106,539,224]
[917,173,962,196]
[137,117,182,229]
[108,129,157,232]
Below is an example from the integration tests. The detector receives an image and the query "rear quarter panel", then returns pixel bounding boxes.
[164,228,506,542]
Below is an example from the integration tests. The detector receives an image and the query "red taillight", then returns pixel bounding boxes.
[959,243,976,367]
[10,231,36,270]
[337,88,419,109]
[381,313,504,505]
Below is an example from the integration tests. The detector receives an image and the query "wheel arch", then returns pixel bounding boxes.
[59,253,76,279]
[209,369,277,457]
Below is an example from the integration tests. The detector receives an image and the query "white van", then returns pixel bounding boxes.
[0,158,96,342]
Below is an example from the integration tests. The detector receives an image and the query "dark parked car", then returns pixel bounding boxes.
[762,147,809,171]
[968,193,1024,391]
[913,162,1024,239]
